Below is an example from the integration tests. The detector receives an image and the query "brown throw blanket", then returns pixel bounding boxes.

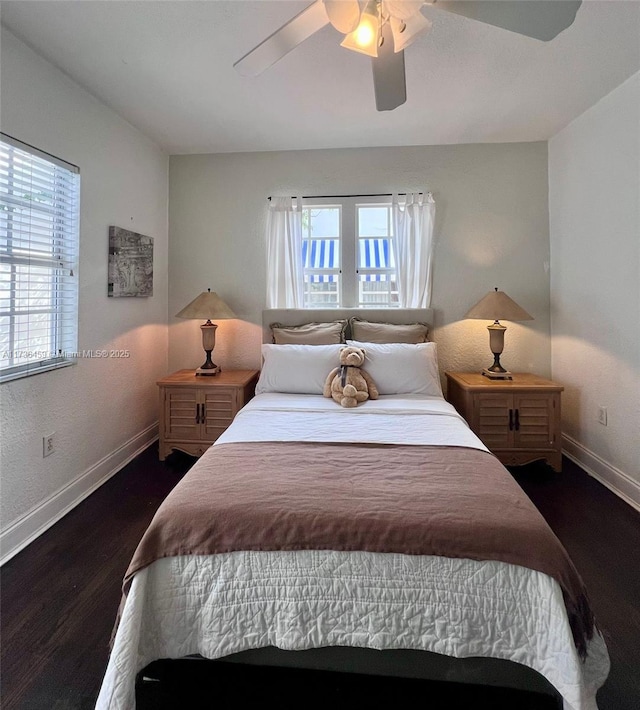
[123,442,594,657]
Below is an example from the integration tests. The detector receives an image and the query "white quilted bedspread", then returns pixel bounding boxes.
[96,395,610,710]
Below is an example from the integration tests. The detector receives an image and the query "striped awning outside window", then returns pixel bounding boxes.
[303,239,337,283]
[358,238,395,281]
[303,238,395,283]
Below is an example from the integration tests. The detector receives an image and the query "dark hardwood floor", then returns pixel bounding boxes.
[511,461,640,710]
[1,446,638,709]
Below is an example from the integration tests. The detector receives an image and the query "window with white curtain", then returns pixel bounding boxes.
[266,193,434,309]
[0,135,80,382]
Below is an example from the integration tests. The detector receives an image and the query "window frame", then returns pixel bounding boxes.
[355,200,398,308]
[301,196,397,309]
[0,133,80,384]
[301,201,342,309]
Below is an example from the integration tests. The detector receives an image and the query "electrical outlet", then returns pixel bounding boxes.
[597,407,608,426]
[43,432,56,457]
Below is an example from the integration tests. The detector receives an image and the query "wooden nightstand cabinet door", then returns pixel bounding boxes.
[165,388,199,440]
[513,392,558,450]
[158,370,259,460]
[445,372,563,472]
[474,393,513,449]
[202,388,238,442]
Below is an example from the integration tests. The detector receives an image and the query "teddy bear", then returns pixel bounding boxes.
[323,345,379,408]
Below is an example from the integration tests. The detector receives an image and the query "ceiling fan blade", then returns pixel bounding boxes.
[431,0,582,41]
[234,0,329,77]
[372,21,406,112]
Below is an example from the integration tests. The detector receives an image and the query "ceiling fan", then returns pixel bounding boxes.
[234,0,582,111]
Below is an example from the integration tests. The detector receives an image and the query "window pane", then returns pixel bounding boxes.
[0,263,10,311]
[356,204,397,307]
[308,207,339,238]
[11,312,54,365]
[0,138,79,379]
[359,275,399,308]
[358,206,390,237]
[14,264,55,311]
[304,274,339,308]
[0,315,10,357]
[302,206,341,308]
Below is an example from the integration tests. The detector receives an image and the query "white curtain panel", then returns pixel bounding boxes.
[266,197,304,308]
[393,192,436,308]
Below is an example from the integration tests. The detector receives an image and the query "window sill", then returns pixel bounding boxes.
[0,358,76,384]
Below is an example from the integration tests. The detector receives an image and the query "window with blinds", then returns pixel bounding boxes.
[0,135,80,382]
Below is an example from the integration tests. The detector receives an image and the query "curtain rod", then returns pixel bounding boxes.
[268,193,407,201]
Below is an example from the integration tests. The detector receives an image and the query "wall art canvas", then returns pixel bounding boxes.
[108,226,153,297]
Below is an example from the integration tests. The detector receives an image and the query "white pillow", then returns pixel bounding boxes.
[255,343,342,395]
[346,340,443,397]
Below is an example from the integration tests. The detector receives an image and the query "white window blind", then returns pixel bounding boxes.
[0,134,80,382]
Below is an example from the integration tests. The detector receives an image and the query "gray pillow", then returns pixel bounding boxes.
[270,320,347,345]
[349,317,429,344]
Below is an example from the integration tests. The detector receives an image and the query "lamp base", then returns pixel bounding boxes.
[196,365,221,376]
[482,368,512,380]
[196,347,220,376]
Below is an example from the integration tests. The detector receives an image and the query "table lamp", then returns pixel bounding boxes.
[464,288,533,380]
[175,289,236,375]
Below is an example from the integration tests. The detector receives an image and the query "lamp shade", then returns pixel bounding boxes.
[464,289,533,322]
[175,289,236,321]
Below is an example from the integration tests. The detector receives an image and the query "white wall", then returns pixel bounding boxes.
[0,29,169,560]
[549,72,640,508]
[169,143,551,385]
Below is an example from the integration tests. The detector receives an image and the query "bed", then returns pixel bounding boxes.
[96,309,609,710]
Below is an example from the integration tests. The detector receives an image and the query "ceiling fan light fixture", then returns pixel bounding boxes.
[323,0,362,34]
[390,11,432,52]
[235,0,584,112]
[340,0,381,57]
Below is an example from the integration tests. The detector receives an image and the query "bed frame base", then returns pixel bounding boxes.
[140,647,561,707]
[220,647,559,695]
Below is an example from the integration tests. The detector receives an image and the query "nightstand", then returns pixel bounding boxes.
[157,369,259,460]
[445,372,564,472]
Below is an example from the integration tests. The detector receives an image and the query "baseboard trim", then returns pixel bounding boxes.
[0,423,158,566]
[562,434,640,513]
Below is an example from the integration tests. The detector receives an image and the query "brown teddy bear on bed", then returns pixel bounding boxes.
[323,345,379,408]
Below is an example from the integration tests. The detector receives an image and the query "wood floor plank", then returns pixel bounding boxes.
[1,447,638,709]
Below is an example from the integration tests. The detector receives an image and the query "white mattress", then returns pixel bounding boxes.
[96,394,609,710]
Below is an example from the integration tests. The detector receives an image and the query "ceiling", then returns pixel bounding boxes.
[2,1,639,154]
